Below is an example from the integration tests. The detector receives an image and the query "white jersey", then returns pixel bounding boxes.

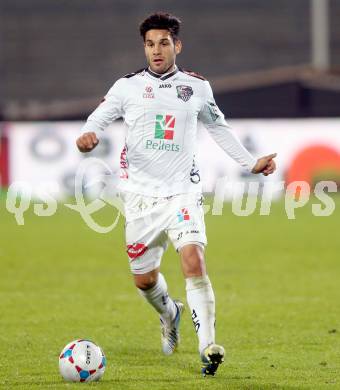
[82,66,257,197]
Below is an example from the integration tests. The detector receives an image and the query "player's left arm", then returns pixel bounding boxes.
[198,81,277,176]
[251,153,277,176]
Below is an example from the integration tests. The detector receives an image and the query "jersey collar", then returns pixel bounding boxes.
[147,65,179,81]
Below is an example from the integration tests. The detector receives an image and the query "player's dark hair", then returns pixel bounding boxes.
[139,12,181,42]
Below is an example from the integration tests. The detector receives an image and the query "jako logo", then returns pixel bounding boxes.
[177,208,190,222]
[159,83,172,88]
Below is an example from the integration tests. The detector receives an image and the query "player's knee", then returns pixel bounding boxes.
[185,260,205,276]
[180,244,206,277]
[133,271,158,290]
[135,280,156,290]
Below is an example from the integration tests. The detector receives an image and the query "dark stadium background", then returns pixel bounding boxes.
[1,0,340,120]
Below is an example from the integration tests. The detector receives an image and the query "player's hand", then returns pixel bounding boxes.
[76,132,99,153]
[251,153,277,176]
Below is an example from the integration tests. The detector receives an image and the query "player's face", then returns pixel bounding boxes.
[144,29,182,74]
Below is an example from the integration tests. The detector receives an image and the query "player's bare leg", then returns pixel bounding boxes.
[180,244,225,376]
[134,268,184,355]
[133,268,159,290]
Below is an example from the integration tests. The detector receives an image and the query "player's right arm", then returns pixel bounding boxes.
[76,78,125,153]
[76,132,99,152]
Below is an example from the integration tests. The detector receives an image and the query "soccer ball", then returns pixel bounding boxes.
[59,339,106,382]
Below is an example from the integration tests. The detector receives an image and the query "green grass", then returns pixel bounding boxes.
[0,196,339,389]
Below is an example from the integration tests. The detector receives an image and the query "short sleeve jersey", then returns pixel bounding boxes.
[82,67,256,197]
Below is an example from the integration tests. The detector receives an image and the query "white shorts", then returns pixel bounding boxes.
[121,191,207,275]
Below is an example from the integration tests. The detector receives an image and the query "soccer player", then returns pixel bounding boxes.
[76,12,276,376]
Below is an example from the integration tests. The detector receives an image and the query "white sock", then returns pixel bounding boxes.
[186,275,215,353]
[138,273,177,326]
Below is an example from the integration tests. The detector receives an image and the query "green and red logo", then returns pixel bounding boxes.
[155,114,175,140]
[145,113,180,152]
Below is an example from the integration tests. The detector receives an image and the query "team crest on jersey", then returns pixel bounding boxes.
[176,85,193,102]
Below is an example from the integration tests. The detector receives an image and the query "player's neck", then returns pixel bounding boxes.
[148,64,177,77]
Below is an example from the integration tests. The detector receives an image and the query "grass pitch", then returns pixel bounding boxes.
[0,196,339,389]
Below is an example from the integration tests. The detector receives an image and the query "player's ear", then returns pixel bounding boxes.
[175,39,182,55]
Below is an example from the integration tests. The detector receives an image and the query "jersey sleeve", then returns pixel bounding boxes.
[81,78,125,135]
[198,81,257,172]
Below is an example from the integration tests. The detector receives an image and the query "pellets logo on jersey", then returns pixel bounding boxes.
[126,243,148,260]
[176,85,193,102]
[155,114,175,140]
[145,114,180,152]
[177,208,190,222]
